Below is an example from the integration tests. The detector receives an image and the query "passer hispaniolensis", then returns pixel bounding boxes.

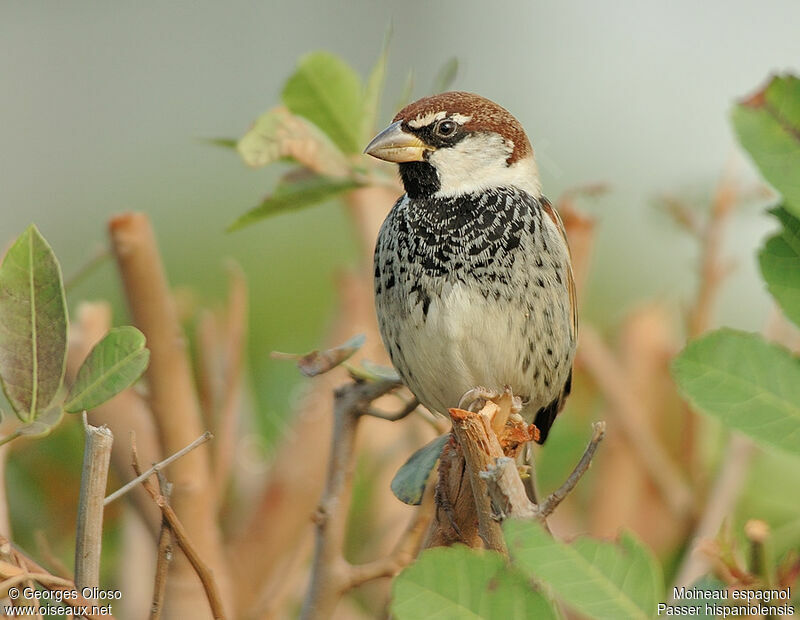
[366,92,576,443]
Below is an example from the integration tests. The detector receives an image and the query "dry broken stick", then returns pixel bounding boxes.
[74,415,114,595]
[300,378,432,620]
[424,397,537,550]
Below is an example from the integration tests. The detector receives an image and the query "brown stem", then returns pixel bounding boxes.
[131,440,227,620]
[105,432,213,506]
[300,379,401,620]
[150,477,174,620]
[74,418,113,596]
[345,487,434,589]
[108,212,232,616]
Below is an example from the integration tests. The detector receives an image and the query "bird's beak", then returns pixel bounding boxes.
[364,120,429,162]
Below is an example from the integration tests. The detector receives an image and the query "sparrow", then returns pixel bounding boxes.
[365,92,576,444]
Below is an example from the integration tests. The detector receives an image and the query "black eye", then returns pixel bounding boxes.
[434,119,457,138]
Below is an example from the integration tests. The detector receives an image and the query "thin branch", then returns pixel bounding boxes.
[687,162,739,339]
[364,397,419,421]
[34,531,71,579]
[300,378,412,620]
[346,485,434,589]
[104,431,213,506]
[63,245,110,293]
[538,421,606,518]
[74,419,113,593]
[131,439,227,620]
[579,325,694,517]
[150,475,173,620]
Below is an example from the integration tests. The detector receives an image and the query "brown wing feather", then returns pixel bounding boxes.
[534,197,578,444]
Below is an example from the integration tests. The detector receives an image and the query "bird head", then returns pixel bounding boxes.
[365,91,541,200]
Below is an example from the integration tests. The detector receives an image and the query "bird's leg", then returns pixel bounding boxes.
[521,441,541,506]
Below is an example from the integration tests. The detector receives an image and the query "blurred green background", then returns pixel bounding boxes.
[2,0,799,451]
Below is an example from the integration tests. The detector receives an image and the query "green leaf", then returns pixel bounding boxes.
[237,106,350,177]
[0,405,64,447]
[0,225,68,422]
[505,520,662,620]
[432,57,459,93]
[391,434,448,505]
[672,328,800,457]
[282,52,364,154]
[64,326,150,413]
[732,75,800,217]
[362,37,389,143]
[391,545,557,620]
[228,173,359,231]
[759,207,800,327]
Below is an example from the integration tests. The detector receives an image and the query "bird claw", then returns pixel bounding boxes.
[458,386,499,412]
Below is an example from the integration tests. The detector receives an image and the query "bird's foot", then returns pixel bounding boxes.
[458,386,499,412]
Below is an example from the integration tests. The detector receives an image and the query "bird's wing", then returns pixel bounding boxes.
[541,197,578,341]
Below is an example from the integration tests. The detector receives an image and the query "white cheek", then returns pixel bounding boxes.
[429,134,541,198]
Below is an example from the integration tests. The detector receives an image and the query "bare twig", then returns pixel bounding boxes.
[345,486,434,589]
[74,416,113,595]
[687,163,739,340]
[34,531,71,579]
[104,432,213,506]
[579,325,693,517]
[150,476,174,620]
[131,439,227,620]
[538,422,606,518]
[364,397,419,421]
[300,379,401,620]
[63,245,110,293]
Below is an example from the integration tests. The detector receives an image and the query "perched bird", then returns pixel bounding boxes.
[366,92,577,444]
